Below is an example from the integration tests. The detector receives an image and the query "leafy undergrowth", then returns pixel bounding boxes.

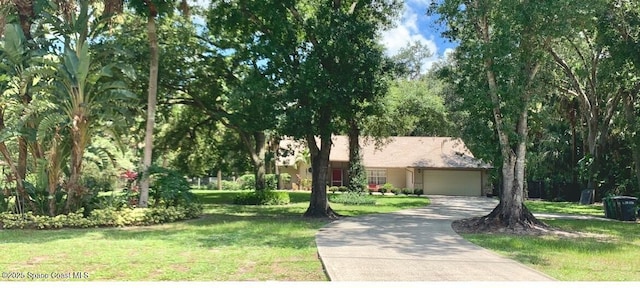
[0,190,429,281]
[0,205,201,230]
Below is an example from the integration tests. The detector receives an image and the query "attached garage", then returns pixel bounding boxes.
[423,170,482,196]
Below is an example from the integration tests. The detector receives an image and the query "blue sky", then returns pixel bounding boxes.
[191,0,456,70]
[380,0,457,69]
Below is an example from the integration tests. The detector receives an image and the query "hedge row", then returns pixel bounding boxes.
[232,191,291,205]
[0,204,202,230]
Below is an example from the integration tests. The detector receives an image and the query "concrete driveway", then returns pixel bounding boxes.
[315,195,555,281]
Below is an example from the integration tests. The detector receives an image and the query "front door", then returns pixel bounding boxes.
[331,168,343,186]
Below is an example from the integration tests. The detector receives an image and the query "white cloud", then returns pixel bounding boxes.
[443,48,455,59]
[380,4,440,72]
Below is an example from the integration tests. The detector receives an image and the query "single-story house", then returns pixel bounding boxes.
[277,136,493,196]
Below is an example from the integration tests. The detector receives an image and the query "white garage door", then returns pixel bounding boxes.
[423,170,481,196]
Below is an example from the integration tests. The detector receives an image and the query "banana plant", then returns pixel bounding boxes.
[0,22,44,214]
[49,0,136,212]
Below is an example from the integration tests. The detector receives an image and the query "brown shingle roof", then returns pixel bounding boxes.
[278,136,492,169]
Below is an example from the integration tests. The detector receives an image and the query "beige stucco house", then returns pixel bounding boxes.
[277,136,493,196]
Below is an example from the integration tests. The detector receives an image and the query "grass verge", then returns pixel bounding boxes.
[461,204,639,281]
[0,190,429,281]
[525,200,604,217]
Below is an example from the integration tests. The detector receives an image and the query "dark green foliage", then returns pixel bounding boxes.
[232,191,291,205]
[237,174,256,190]
[391,187,401,195]
[413,188,424,196]
[82,174,115,195]
[265,174,278,190]
[329,186,339,193]
[401,188,412,195]
[338,186,348,192]
[329,193,377,206]
[91,190,139,211]
[206,180,241,191]
[0,194,9,213]
[146,166,197,207]
[279,173,291,187]
[381,183,395,193]
[347,150,368,194]
[237,174,279,190]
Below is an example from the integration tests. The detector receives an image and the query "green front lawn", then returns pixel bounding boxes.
[0,191,429,281]
[525,200,604,217]
[461,200,640,281]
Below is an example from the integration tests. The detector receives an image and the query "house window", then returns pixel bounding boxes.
[367,169,387,185]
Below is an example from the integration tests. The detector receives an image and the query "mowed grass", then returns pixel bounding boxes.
[525,200,604,217]
[462,200,640,281]
[0,191,429,281]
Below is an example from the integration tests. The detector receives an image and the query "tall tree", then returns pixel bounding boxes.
[128,0,175,208]
[286,0,399,218]
[47,0,136,211]
[596,0,640,193]
[543,0,622,194]
[209,0,400,217]
[391,41,433,80]
[432,0,550,231]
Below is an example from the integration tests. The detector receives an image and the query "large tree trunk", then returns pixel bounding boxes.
[47,131,62,216]
[487,111,544,228]
[236,131,268,193]
[251,132,267,192]
[303,133,339,219]
[65,113,88,213]
[455,11,545,231]
[139,11,159,208]
[0,107,34,213]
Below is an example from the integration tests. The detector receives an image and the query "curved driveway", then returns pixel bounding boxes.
[315,196,555,281]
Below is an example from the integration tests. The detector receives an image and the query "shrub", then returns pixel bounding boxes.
[391,187,401,195]
[329,192,377,205]
[147,166,197,207]
[338,186,348,192]
[401,188,412,195]
[414,188,424,196]
[82,174,115,195]
[233,191,291,205]
[209,180,240,190]
[265,174,278,190]
[237,174,256,190]
[0,193,8,213]
[279,173,291,187]
[0,204,201,230]
[237,174,279,190]
[92,191,134,210]
[329,186,339,193]
[301,179,312,190]
[381,183,395,193]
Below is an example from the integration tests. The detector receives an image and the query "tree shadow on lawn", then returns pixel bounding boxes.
[470,234,621,267]
[0,212,328,251]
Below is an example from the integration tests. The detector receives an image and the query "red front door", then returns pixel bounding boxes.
[331,169,343,186]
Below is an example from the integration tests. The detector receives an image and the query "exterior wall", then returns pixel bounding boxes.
[405,168,415,190]
[277,162,490,195]
[278,163,312,190]
[414,169,424,190]
[385,168,406,189]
